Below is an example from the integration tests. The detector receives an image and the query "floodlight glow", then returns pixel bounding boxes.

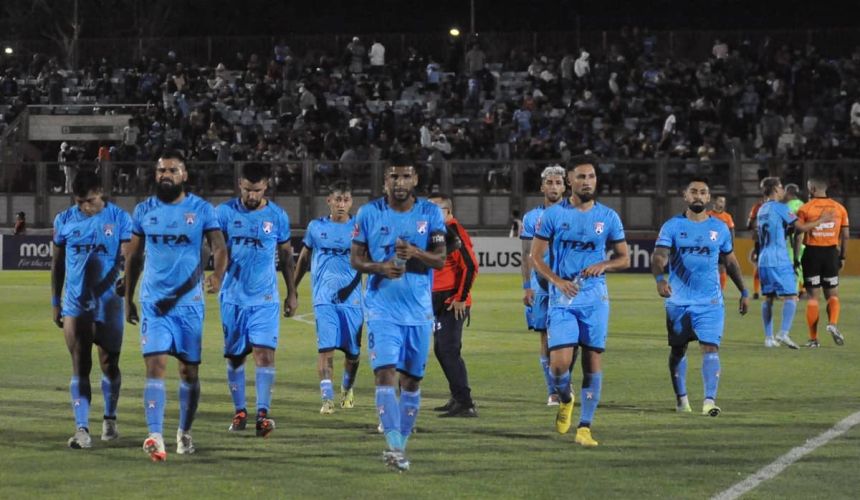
[449,28,460,37]
[3,47,12,55]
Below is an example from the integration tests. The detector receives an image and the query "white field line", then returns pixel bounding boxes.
[288,312,316,325]
[712,410,860,500]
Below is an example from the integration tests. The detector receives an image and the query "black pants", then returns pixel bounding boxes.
[433,291,472,406]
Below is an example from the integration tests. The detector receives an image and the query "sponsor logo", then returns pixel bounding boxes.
[20,243,52,258]
[230,236,263,248]
[677,246,712,255]
[147,234,192,245]
[233,220,242,228]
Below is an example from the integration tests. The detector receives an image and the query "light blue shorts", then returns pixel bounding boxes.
[547,300,610,352]
[221,302,280,357]
[665,303,725,347]
[140,303,204,364]
[367,320,432,379]
[315,304,363,358]
[759,265,798,296]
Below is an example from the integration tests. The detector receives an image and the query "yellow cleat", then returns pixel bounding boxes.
[555,400,574,434]
[320,399,335,415]
[574,427,599,447]
[340,388,355,409]
[702,401,721,417]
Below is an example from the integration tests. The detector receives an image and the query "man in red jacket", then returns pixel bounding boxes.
[429,194,478,417]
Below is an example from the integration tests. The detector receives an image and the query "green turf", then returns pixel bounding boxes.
[0,272,858,499]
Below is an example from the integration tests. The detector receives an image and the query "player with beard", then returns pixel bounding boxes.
[217,163,297,436]
[519,165,570,406]
[530,156,630,447]
[124,150,228,461]
[651,178,749,417]
[350,155,446,471]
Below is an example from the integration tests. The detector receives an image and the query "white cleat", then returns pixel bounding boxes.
[101,419,118,441]
[826,324,844,346]
[547,394,560,406]
[176,429,196,455]
[68,427,92,449]
[764,337,778,348]
[776,333,799,350]
[383,449,410,472]
[143,433,167,462]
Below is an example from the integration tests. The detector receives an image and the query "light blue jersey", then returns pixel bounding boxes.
[53,203,132,316]
[302,215,362,308]
[655,214,733,306]
[217,198,291,306]
[534,199,625,307]
[756,200,796,268]
[353,197,446,325]
[520,205,551,294]
[132,193,219,309]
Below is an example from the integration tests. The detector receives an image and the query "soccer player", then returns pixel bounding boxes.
[530,155,630,448]
[747,195,765,299]
[651,178,749,417]
[795,177,849,347]
[429,194,479,418]
[783,184,805,294]
[218,163,297,436]
[294,180,362,415]
[124,150,228,461]
[350,155,446,471]
[520,164,567,405]
[755,177,830,349]
[707,195,735,290]
[51,171,131,449]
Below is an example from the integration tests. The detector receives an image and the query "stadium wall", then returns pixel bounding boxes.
[3,235,856,276]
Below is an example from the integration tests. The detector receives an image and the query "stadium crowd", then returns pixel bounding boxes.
[2,31,860,193]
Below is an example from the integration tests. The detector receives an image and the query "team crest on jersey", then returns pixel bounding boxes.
[262,221,273,234]
[709,230,718,241]
[320,232,327,240]
[352,224,360,238]
[184,213,196,225]
[594,222,604,234]
[417,220,428,234]
[103,224,114,236]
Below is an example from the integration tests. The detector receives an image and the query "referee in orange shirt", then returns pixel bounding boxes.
[795,177,850,347]
[708,195,735,290]
[429,194,479,417]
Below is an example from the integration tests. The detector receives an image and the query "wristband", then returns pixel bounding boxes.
[52,296,61,307]
[741,289,749,298]
[655,274,665,283]
[522,283,532,290]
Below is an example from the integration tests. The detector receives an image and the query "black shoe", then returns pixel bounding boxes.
[438,402,478,418]
[433,398,456,412]
[753,293,760,300]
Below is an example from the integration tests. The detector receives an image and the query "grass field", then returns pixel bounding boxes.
[0,271,858,499]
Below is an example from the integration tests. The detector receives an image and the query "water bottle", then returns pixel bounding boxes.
[391,238,407,279]
[559,275,585,306]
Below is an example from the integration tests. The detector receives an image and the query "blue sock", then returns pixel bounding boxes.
[101,374,121,418]
[70,376,91,430]
[320,379,334,401]
[553,370,572,404]
[669,354,687,398]
[342,371,354,391]
[226,363,246,411]
[702,353,721,401]
[178,380,200,431]
[255,366,275,413]
[780,299,798,336]
[399,389,421,450]
[375,386,403,450]
[540,356,554,396]
[143,378,166,434]
[579,372,603,426]
[762,301,773,338]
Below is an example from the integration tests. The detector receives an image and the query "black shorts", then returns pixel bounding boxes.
[801,246,840,289]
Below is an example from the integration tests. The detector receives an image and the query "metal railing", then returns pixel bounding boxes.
[1,158,857,232]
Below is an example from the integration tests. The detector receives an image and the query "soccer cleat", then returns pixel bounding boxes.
[101,418,118,441]
[433,398,456,412]
[753,293,760,300]
[383,449,410,472]
[176,429,195,455]
[574,427,599,447]
[676,401,692,413]
[555,400,574,434]
[776,333,799,350]
[340,387,355,409]
[228,409,247,431]
[702,401,721,417]
[320,399,335,415]
[826,325,844,346]
[805,339,820,348]
[68,427,92,449]
[764,337,778,348]
[547,394,560,406]
[256,417,275,438]
[377,422,384,434]
[438,402,478,418]
[143,433,167,462]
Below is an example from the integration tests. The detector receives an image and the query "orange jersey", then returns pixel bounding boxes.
[797,198,849,247]
[747,200,763,229]
[708,210,735,229]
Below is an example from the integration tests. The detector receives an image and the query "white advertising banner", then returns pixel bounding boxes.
[28,114,132,141]
[471,237,525,273]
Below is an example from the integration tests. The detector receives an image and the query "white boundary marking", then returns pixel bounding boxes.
[288,313,316,325]
[712,410,860,500]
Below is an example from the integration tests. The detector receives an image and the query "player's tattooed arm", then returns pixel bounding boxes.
[279,242,298,317]
[50,243,66,328]
[722,251,749,315]
[529,237,576,297]
[521,238,534,306]
[350,241,404,279]
[651,246,671,298]
[124,234,144,324]
[395,231,446,270]
[204,230,228,294]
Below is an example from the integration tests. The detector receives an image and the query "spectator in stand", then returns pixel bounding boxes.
[13,211,26,235]
[369,39,386,75]
[346,37,366,74]
[465,43,486,77]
